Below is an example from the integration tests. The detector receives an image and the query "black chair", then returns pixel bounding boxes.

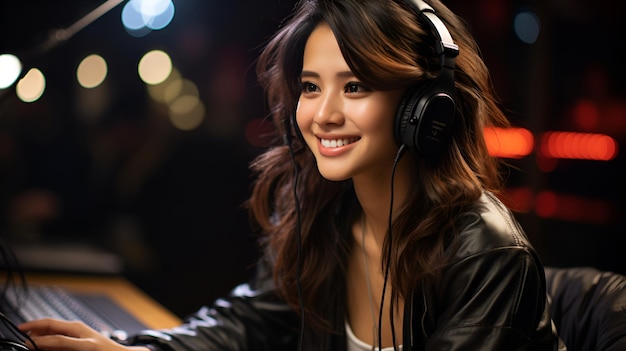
[545,266,626,351]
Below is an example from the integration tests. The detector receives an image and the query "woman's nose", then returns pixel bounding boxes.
[313,92,344,127]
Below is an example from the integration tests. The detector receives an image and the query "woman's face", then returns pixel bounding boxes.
[296,23,405,182]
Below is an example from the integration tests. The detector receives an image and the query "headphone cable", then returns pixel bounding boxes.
[287,122,407,351]
[378,144,406,351]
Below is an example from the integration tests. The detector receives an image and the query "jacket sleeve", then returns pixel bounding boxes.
[423,247,557,350]
[126,261,300,351]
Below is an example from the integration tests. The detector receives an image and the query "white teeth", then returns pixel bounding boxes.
[320,138,357,148]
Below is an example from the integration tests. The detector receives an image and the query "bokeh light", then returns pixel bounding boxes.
[484,127,534,158]
[138,49,172,85]
[168,95,205,131]
[16,68,46,103]
[121,0,175,37]
[77,54,108,88]
[245,118,275,147]
[0,54,22,89]
[147,68,181,103]
[145,1,175,30]
[540,131,618,161]
[572,99,600,131]
[514,11,541,44]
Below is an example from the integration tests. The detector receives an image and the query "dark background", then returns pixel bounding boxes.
[0,0,624,318]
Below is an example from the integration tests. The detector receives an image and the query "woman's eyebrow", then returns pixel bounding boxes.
[300,70,319,79]
[300,70,356,78]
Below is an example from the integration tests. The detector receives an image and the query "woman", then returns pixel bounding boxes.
[20,0,564,350]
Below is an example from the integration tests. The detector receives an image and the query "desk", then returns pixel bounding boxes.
[23,274,182,329]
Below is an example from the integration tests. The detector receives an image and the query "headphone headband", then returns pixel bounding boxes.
[394,0,459,156]
[405,0,458,65]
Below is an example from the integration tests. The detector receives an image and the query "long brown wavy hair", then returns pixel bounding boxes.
[248,0,510,331]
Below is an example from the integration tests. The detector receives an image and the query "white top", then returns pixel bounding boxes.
[345,321,403,351]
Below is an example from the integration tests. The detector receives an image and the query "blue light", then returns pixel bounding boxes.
[121,0,175,35]
[121,1,145,30]
[146,1,175,30]
[514,11,541,44]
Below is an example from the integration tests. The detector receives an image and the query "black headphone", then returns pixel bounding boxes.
[394,0,459,157]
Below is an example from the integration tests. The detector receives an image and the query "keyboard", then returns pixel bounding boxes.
[1,284,148,341]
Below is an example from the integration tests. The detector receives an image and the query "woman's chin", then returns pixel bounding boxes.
[316,168,352,182]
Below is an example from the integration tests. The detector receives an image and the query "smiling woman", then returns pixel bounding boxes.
[18,1,565,351]
[296,23,405,182]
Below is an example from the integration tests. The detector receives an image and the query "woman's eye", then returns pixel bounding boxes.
[301,82,319,93]
[345,82,368,94]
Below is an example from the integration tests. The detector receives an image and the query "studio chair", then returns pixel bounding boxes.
[545,266,626,351]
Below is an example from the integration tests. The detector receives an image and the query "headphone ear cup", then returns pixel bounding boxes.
[418,90,455,156]
[394,83,430,149]
[394,76,456,156]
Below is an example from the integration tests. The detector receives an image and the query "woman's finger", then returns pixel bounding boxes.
[19,319,99,338]
[28,334,100,351]
[19,318,146,351]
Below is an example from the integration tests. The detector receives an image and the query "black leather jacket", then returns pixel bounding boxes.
[128,193,565,350]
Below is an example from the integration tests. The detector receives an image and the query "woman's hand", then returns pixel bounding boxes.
[18,319,149,351]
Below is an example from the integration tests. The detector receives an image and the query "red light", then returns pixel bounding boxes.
[535,191,557,218]
[484,127,534,158]
[245,118,274,147]
[572,99,600,130]
[535,191,614,224]
[540,131,618,161]
[503,187,534,213]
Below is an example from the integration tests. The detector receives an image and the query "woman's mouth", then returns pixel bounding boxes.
[319,137,360,148]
